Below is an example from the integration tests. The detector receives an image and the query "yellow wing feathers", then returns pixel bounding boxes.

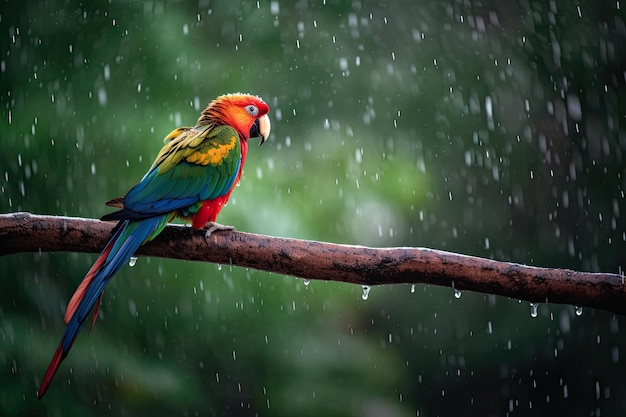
[153,125,240,174]
[185,135,237,166]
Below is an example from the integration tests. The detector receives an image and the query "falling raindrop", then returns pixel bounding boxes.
[530,303,539,318]
[410,284,416,293]
[575,306,583,316]
[129,256,138,267]
[303,279,310,287]
[454,289,462,299]
[361,285,371,300]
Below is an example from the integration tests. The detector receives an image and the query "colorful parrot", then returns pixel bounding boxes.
[37,93,271,398]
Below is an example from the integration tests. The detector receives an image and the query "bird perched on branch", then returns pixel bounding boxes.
[38,93,271,398]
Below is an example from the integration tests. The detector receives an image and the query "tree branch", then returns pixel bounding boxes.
[1,212,624,315]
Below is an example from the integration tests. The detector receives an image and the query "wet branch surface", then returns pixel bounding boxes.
[1,212,625,315]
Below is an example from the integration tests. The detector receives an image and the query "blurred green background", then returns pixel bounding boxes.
[2,0,626,415]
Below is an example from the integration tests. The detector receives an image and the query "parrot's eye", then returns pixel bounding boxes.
[245,105,259,117]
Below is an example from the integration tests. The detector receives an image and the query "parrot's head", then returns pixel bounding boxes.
[201,93,271,145]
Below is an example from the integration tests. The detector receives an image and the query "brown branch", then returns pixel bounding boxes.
[1,212,625,315]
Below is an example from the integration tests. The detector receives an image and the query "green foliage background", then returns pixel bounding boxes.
[1,1,626,415]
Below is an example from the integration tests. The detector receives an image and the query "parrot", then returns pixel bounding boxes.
[37,93,271,398]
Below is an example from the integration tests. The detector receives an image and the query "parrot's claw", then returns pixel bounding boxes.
[204,222,236,241]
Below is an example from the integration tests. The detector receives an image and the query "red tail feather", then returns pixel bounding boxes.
[89,293,104,332]
[37,343,65,399]
[64,243,113,324]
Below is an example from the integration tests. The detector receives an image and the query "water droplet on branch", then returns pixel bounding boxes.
[361,285,371,300]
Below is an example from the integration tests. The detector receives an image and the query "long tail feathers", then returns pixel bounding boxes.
[38,215,168,399]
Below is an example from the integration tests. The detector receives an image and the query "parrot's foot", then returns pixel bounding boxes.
[204,222,236,240]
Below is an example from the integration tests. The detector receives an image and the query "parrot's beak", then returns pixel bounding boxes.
[255,114,271,146]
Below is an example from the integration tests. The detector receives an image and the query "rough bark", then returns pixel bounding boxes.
[1,212,624,315]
